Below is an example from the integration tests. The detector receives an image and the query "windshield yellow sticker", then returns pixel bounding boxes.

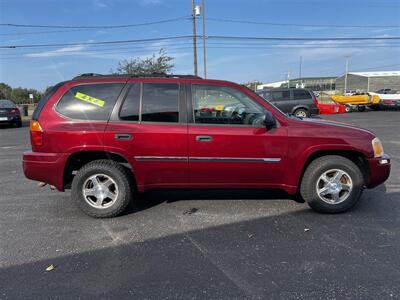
[75,92,105,107]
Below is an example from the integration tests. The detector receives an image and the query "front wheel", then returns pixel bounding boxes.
[357,105,366,112]
[300,155,364,213]
[71,160,134,218]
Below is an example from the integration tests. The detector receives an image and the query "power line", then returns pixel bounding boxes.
[352,63,400,71]
[2,35,400,49]
[1,44,400,59]
[207,35,400,41]
[0,16,190,29]
[0,36,194,49]
[208,17,400,28]
[0,28,118,36]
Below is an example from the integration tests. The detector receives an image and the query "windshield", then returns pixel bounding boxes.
[0,100,16,108]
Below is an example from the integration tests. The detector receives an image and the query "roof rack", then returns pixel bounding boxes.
[73,72,202,80]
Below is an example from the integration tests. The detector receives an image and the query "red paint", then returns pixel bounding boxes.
[23,76,390,194]
[317,102,346,115]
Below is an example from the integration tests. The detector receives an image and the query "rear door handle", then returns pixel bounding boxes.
[115,133,132,140]
[196,135,213,142]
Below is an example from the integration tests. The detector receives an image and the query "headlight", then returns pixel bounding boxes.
[372,137,384,158]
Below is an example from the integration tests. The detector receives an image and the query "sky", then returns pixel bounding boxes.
[0,0,399,91]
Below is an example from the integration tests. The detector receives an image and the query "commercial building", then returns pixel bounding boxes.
[335,71,400,93]
[257,77,336,91]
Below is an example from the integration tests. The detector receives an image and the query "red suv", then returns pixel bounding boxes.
[23,74,390,218]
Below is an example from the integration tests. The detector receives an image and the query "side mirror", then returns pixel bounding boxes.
[263,111,276,130]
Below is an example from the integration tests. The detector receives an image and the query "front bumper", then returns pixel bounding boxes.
[23,151,68,191]
[366,154,391,188]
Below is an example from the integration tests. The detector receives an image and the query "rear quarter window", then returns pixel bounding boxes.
[32,82,65,120]
[56,83,124,121]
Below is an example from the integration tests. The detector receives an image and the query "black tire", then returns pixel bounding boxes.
[15,120,22,128]
[370,104,381,111]
[293,108,309,118]
[71,159,134,218]
[357,105,366,112]
[300,155,364,213]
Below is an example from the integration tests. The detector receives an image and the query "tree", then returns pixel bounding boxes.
[0,83,12,99]
[115,49,174,75]
[242,81,263,92]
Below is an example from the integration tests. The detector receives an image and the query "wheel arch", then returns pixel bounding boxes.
[63,150,136,189]
[297,149,369,192]
[291,105,310,114]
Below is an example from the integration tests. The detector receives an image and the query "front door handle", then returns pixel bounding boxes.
[115,133,132,140]
[196,135,213,142]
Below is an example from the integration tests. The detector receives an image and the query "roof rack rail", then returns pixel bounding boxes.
[73,72,202,80]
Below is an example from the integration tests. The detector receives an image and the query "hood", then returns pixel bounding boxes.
[289,116,376,139]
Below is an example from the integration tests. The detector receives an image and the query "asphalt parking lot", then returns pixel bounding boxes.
[0,111,399,299]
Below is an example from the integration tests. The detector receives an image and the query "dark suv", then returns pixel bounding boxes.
[257,88,319,117]
[23,74,390,218]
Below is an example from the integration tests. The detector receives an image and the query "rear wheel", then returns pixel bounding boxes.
[71,160,134,218]
[294,108,309,118]
[357,105,366,112]
[300,155,364,213]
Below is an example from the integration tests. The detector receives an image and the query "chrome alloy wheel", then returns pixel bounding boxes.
[295,110,307,118]
[316,169,353,204]
[83,174,119,209]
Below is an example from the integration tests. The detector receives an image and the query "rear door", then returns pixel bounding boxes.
[271,90,293,113]
[105,80,189,190]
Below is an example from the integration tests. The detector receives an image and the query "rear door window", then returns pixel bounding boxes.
[272,91,291,101]
[141,83,179,123]
[119,83,141,121]
[293,90,311,100]
[56,83,124,121]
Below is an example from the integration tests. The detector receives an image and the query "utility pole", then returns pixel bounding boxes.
[344,56,350,94]
[299,56,302,82]
[201,0,207,79]
[192,0,198,78]
[286,70,291,88]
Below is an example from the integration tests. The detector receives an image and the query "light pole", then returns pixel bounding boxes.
[299,56,302,83]
[344,56,350,94]
[201,0,207,79]
[191,0,199,77]
[286,70,291,88]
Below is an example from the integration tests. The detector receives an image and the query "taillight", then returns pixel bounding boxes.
[312,95,319,106]
[30,120,44,147]
[10,108,20,115]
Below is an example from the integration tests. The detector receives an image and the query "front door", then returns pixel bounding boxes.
[188,83,288,188]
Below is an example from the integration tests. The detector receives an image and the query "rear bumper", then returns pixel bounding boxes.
[366,154,391,188]
[23,151,68,191]
[310,107,320,115]
[0,115,21,123]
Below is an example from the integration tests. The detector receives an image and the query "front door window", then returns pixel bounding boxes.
[192,84,265,126]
